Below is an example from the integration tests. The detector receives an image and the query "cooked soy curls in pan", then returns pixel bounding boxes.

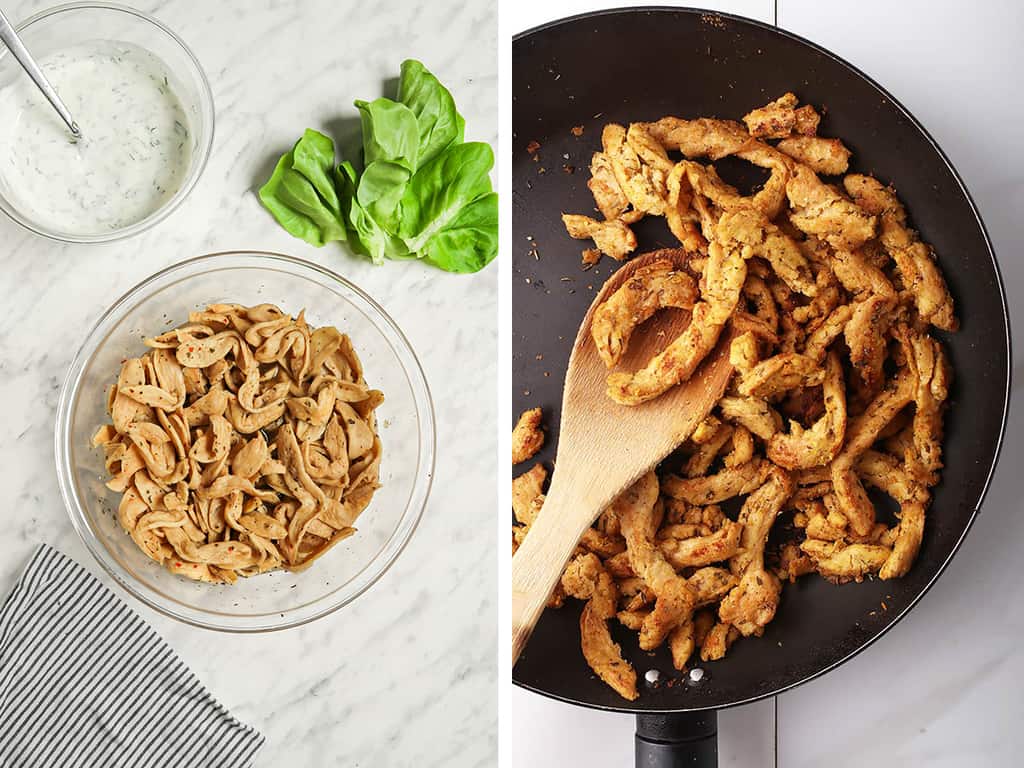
[515,93,955,700]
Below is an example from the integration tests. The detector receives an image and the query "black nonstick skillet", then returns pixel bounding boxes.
[512,7,1010,766]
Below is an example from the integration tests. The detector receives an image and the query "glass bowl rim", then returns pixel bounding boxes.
[54,250,436,632]
[0,1,216,244]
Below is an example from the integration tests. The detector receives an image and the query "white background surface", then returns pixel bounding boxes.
[509,1,1024,766]
[0,1,496,766]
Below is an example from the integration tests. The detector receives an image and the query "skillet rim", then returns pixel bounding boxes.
[511,5,1012,714]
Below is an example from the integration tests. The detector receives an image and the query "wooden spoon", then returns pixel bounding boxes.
[511,249,735,664]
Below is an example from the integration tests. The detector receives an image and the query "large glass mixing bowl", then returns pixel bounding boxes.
[55,252,435,631]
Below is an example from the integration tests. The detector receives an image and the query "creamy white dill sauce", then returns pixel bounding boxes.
[0,41,192,235]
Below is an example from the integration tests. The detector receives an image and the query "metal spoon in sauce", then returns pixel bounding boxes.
[0,6,82,138]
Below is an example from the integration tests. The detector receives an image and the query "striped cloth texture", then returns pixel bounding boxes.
[0,545,264,768]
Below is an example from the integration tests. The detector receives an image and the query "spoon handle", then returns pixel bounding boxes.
[511,326,735,665]
[511,481,596,665]
[0,7,80,136]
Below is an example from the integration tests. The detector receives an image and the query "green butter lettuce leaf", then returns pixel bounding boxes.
[454,112,466,145]
[258,62,496,272]
[356,160,411,232]
[337,161,410,265]
[355,98,419,171]
[422,192,498,273]
[291,128,342,216]
[397,141,494,252]
[258,135,346,247]
[258,154,326,246]
[397,59,464,167]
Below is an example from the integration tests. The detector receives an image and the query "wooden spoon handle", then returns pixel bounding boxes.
[510,485,592,665]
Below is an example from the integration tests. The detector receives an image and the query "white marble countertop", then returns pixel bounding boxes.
[510,1,1024,766]
[0,1,497,766]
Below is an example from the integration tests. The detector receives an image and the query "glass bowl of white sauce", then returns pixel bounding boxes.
[0,2,214,242]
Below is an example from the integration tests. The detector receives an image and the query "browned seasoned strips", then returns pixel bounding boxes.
[527,92,957,700]
[512,407,545,464]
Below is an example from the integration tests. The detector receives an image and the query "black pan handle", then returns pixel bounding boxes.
[635,711,718,768]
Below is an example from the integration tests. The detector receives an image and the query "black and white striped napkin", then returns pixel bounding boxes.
[0,545,265,768]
